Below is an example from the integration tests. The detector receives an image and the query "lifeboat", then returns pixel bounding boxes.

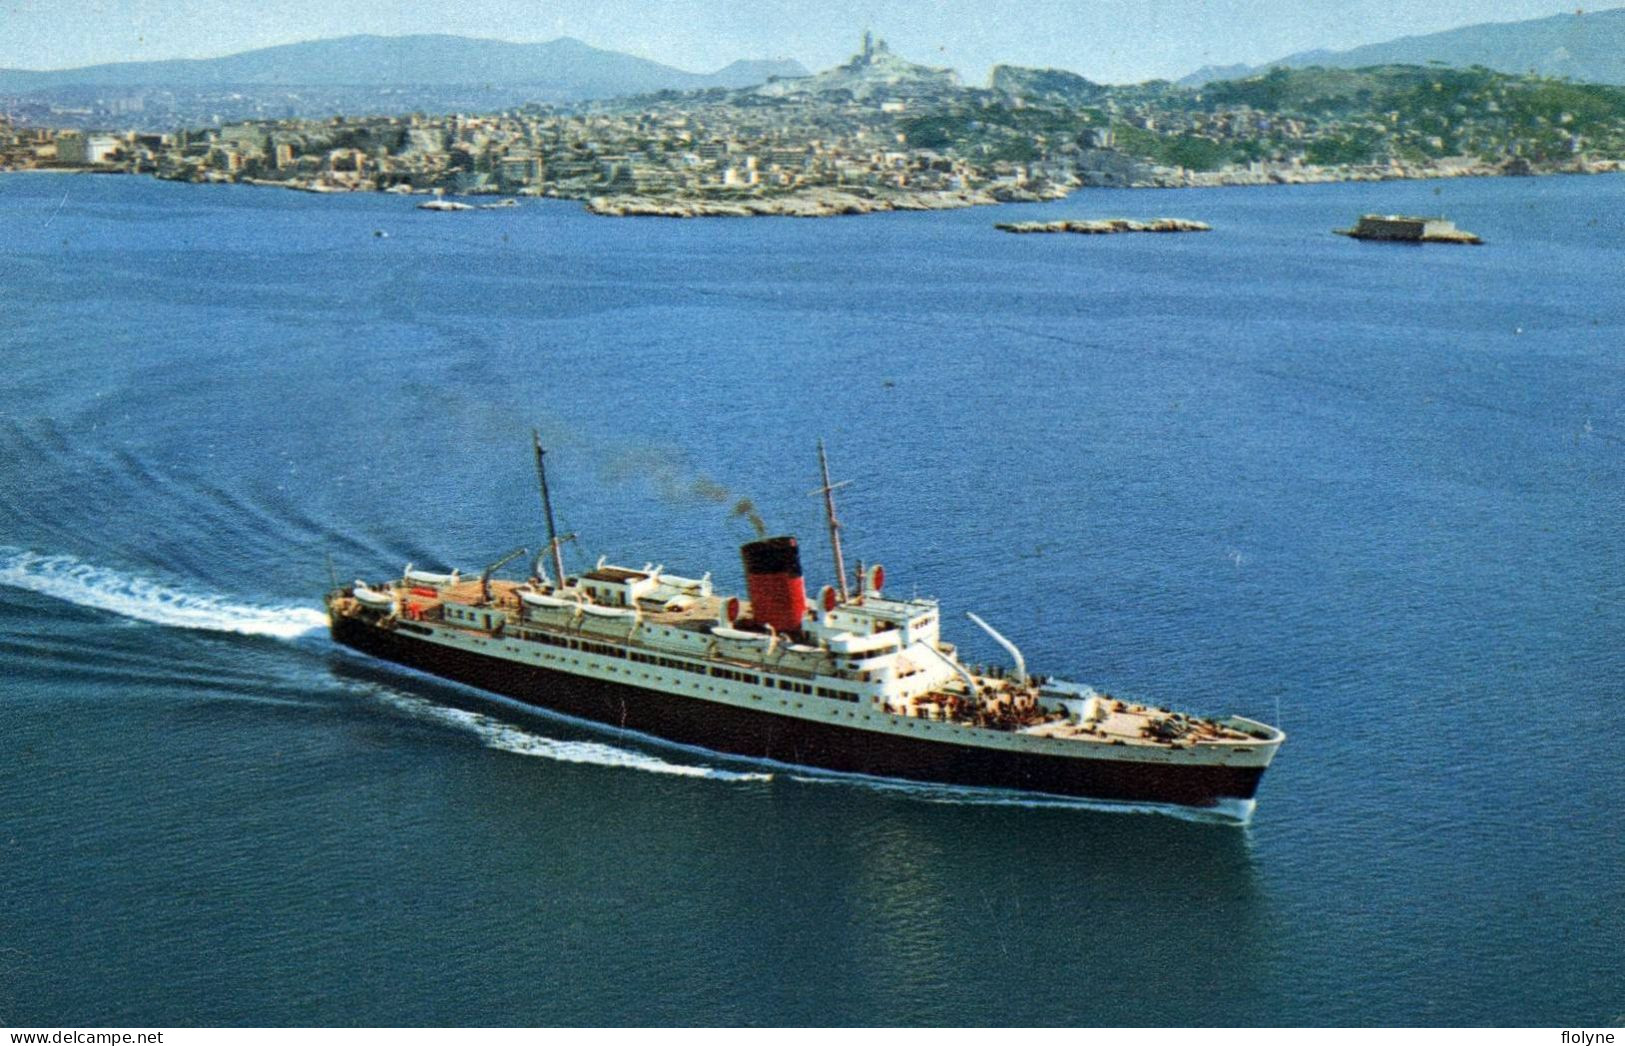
[519,588,578,609]
[711,625,772,646]
[403,564,460,588]
[352,581,397,612]
[656,571,710,594]
[579,603,638,619]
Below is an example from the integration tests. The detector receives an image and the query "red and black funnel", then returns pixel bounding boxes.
[740,536,807,633]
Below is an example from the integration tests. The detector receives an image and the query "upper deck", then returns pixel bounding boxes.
[330,565,1280,755]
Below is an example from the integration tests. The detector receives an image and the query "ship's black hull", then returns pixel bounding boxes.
[330,614,1266,808]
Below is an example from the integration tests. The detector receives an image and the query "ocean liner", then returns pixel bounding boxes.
[325,439,1284,811]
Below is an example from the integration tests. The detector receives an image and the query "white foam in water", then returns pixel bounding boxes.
[787,772,1257,825]
[0,548,327,639]
[363,670,1238,819]
[1,548,1248,819]
[373,688,773,783]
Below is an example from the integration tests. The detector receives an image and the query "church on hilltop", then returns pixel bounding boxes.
[754,29,955,100]
[756,29,960,99]
[858,30,888,64]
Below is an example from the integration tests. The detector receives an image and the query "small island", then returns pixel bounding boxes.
[996,218,1211,235]
[1334,214,1483,244]
[586,183,1068,218]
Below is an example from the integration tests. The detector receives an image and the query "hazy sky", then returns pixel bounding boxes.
[0,1,1608,83]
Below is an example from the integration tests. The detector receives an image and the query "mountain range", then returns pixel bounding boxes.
[0,34,807,98]
[1182,6,1625,86]
[5,7,1625,126]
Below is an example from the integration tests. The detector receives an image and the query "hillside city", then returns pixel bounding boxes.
[5,34,1625,215]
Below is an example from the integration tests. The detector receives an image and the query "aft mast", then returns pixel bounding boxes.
[814,440,851,602]
[533,430,569,588]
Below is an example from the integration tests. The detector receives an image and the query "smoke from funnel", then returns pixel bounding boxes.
[691,477,730,503]
[732,499,767,539]
[599,445,770,534]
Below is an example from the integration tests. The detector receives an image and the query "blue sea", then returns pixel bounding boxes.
[1,171,1620,1026]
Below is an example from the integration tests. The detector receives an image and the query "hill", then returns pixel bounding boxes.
[988,66,1106,105]
[756,33,957,100]
[1183,7,1625,86]
[0,34,808,97]
[1138,63,1625,170]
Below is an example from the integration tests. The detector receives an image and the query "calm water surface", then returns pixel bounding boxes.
[1,171,1621,1025]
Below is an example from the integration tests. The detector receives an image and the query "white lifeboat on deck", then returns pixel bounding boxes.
[519,588,578,609]
[404,564,460,588]
[711,625,773,646]
[580,603,638,619]
[353,581,397,612]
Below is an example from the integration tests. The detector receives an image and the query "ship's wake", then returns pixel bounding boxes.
[345,655,1252,823]
[0,546,1254,821]
[370,687,775,784]
[787,772,1258,825]
[0,548,326,639]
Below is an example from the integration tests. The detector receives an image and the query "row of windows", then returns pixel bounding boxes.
[511,626,858,700]
[579,639,626,659]
[519,629,628,661]
[627,650,710,676]
[659,655,708,675]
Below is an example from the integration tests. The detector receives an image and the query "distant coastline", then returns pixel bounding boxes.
[577,157,1623,217]
[8,158,1621,219]
[12,39,1625,219]
[8,37,1625,218]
